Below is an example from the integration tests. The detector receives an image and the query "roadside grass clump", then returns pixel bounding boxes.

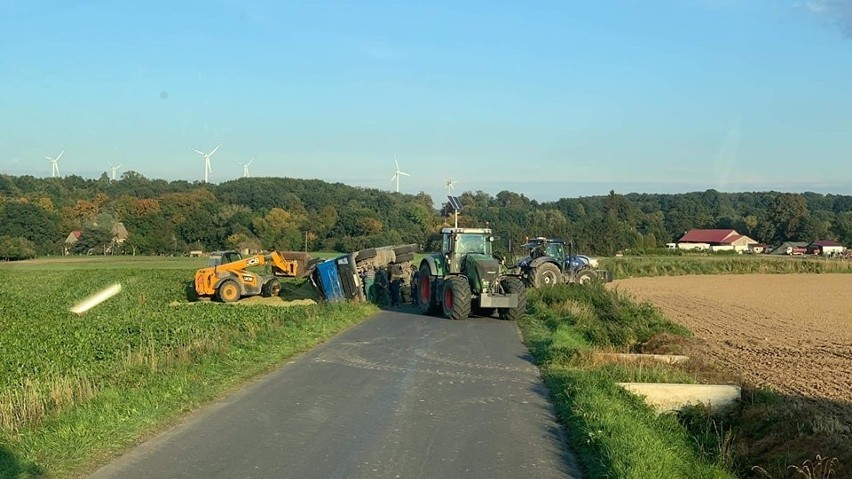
[533,283,690,350]
[0,267,377,478]
[601,255,852,279]
[520,285,732,479]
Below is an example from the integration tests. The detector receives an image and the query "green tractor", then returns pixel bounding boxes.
[416,227,527,320]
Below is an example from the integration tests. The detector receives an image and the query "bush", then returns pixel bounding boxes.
[0,236,37,261]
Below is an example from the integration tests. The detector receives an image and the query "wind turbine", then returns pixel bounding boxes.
[44,150,63,178]
[108,161,124,181]
[444,178,457,195]
[238,157,254,178]
[390,156,410,193]
[191,144,221,183]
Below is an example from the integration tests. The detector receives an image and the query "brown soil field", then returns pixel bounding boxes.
[613,274,852,406]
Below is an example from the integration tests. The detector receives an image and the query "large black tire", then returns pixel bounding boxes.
[532,262,562,288]
[417,264,439,315]
[215,279,241,303]
[499,277,527,321]
[185,281,199,302]
[393,244,417,255]
[576,269,598,285]
[355,248,377,261]
[261,278,281,297]
[395,252,415,263]
[442,276,472,320]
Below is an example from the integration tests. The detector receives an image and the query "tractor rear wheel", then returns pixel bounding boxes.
[261,278,281,297]
[499,277,527,321]
[215,279,241,303]
[577,270,598,285]
[442,276,471,320]
[417,264,438,314]
[532,262,562,287]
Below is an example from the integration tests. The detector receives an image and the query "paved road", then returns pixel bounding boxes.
[90,309,579,479]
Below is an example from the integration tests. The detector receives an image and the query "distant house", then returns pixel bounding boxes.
[807,240,846,256]
[63,231,82,255]
[676,229,757,252]
[112,222,128,245]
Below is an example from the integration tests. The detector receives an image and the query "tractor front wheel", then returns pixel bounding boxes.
[417,264,438,314]
[577,270,598,285]
[215,279,241,303]
[442,276,472,320]
[532,262,562,287]
[499,277,527,321]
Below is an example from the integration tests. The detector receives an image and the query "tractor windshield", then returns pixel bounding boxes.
[455,233,491,256]
[546,243,565,262]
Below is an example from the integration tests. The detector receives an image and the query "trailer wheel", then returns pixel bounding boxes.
[215,279,241,303]
[499,277,527,321]
[442,276,471,320]
[532,262,562,287]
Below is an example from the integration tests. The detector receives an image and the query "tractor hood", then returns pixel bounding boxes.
[464,254,501,292]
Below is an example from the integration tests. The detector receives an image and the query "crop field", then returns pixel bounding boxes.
[600,254,852,279]
[613,274,851,407]
[0,261,375,477]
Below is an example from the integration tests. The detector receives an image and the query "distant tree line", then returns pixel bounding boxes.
[0,171,850,259]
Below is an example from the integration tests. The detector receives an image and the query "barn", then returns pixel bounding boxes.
[677,229,757,252]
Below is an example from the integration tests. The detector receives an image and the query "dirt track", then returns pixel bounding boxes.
[613,274,852,405]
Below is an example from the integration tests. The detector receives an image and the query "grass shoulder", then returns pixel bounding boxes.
[519,284,848,478]
[0,267,377,478]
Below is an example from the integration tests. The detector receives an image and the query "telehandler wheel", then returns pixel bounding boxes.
[215,279,241,303]
[532,262,562,287]
[185,281,199,302]
[577,270,598,285]
[499,277,527,321]
[261,278,281,298]
[442,276,472,320]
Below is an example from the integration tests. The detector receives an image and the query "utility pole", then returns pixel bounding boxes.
[304,231,309,252]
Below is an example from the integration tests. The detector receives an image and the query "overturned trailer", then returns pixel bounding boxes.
[309,244,418,302]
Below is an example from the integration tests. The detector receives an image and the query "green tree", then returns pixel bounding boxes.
[0,235,37,260]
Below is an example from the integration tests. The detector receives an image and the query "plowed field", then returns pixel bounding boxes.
[613,274,852,406]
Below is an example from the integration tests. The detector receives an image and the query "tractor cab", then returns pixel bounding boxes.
[441,227,493,273]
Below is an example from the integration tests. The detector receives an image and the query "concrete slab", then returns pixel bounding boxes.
[617,382,741,413]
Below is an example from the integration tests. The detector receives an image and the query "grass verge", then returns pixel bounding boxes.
[520,284,849,479]
[519,285,732,479]
[0,268,377,478]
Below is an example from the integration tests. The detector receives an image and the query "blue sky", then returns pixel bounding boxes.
[1,0,850,202]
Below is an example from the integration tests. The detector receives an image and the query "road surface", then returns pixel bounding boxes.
[89,309,579,478]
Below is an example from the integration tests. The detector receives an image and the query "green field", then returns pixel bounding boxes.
[0,257,376,478]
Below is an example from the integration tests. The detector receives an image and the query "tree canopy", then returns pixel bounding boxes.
[0,172,849,258]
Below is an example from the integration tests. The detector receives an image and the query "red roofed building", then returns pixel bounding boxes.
[676,229,757,252]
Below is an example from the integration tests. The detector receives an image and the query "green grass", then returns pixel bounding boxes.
[519,285,733,479]
[601,254,852,278]
[0,264,377,478]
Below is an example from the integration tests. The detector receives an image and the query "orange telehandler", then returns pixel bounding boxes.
[192,250,309,302]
